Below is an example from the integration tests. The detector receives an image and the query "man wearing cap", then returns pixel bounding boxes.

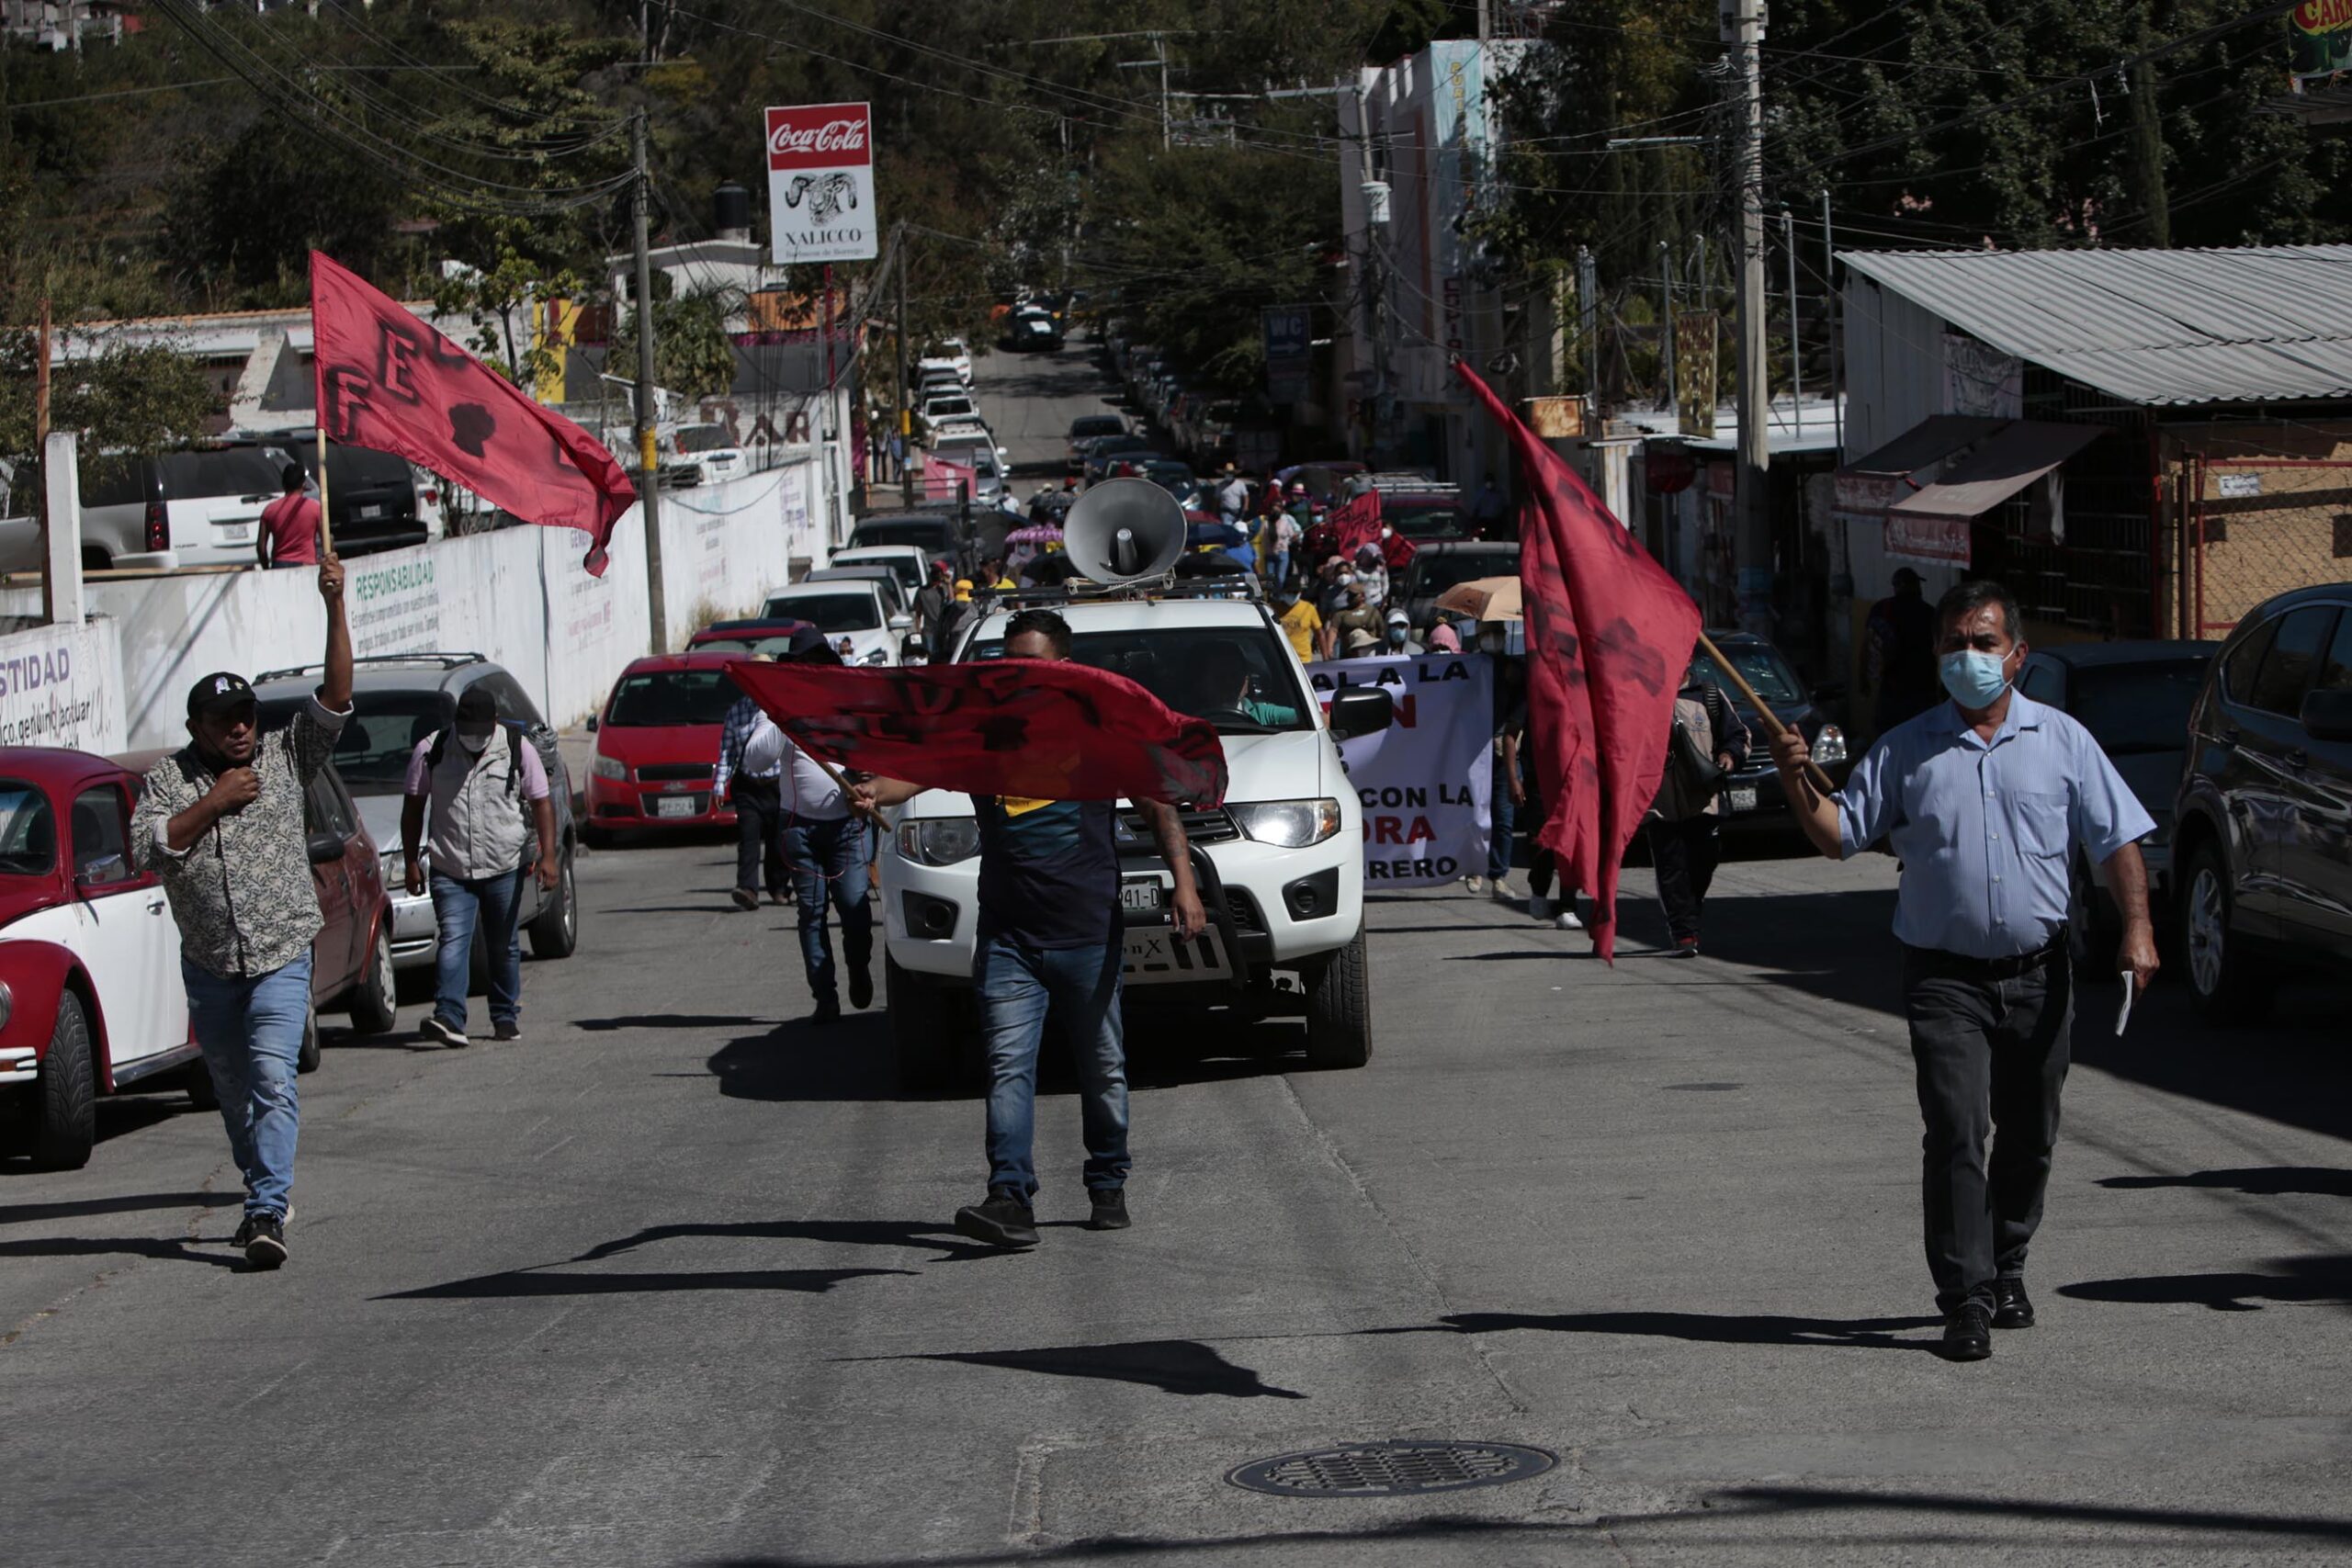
[1382,608,1422,657]
[401,685,559,1047]
[131,555,351,1269]
[1320,581,1384,661]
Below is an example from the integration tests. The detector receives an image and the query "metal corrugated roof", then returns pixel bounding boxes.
[1839,245,2352,405]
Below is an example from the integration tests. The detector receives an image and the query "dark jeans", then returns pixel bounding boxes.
[1487,752,1515,880]
[783,817,872,1006]
[730,775,789,897]
[1646,815,1722,942]
[1903,946,2074,1315]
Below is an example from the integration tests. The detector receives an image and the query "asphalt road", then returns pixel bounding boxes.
[5,347,2350,1565]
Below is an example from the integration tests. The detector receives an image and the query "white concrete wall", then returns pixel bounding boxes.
[0,459,828,750]
[0,619,125,754]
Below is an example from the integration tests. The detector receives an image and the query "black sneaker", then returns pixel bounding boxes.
[810,998,842,1027]
[244,1213,288,1269]
[422,1016,469,1049]
[1087,1189,1131,1231]
[848,964,874,1011]
[954,1190,1040,1248]
[1938,1302,1993,1361]
[1992,1277,2036,1330]
[232,1213,260,1251]
[492,1021,522,1043]
[731,887,759,911]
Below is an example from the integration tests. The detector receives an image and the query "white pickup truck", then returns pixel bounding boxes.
[876,592,1394,1089]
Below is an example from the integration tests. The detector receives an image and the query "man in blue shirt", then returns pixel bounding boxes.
[856,610,1206,1248]
[1770,580,2158,1362]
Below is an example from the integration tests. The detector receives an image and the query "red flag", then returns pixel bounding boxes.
[1455,364,1701,962]
[726,658,1228,807]
[309,252,635,576]
[1326,488,1383,556]
[923,456,976,501]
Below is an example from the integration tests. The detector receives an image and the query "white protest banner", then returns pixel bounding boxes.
[1311,652,1493,887]
[765,102,876,265]
[0,621,123,753]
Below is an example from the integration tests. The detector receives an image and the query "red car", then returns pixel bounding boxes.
[583,653,747,844]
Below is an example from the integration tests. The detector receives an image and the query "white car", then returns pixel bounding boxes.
[878,594,1394,1089]
[830,544,930,604]
[673,422,748,482]
[917,338,973,386]
[761,580,908,668]
[922,389,980,428]
[928,434,1008,501]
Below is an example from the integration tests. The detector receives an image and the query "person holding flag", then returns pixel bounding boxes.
[848,610,1207,1249]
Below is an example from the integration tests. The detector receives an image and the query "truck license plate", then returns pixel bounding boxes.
[1727,786,1758,812]
[653,795,696,819]
[1123,927,1230,983]
[1119,876,1164,914]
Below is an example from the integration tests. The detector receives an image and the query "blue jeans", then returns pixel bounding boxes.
[977,935,1129,1198]
[431,868,524,1032]
[184,951,311,1220]
[784,817,873,1006]
[1487,751,1516,881]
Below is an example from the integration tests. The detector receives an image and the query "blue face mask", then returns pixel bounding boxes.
[1939,649,2012,709]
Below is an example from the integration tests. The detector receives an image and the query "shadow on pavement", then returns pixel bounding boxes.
[2059,1254,2352,1312]
[0,1235,240,1269]
[839,1337,1306,1399]
[2100,1167,2352,1198]
[573,1218,997,1264]
[380,1266,915,1300]
[0,1190,238,1224]
[573,1014,768,1032]
[1373,1309,1942,1353]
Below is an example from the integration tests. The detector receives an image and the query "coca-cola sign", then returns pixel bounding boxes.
[766,105,873,169]
[764,102,876,264]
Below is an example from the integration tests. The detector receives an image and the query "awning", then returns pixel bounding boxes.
[1889,421,2106,519]
[1839,414,2007,482]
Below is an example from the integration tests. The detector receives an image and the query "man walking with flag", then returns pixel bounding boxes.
[851,610,1207,1248]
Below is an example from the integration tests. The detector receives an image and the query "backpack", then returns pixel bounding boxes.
[425,720,527,800]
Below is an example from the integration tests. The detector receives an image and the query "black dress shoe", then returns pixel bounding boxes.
[1939,1302,1993,1361]
[1993,1278,2036,1329]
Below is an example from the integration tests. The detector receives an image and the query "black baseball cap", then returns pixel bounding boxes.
[784,625,842,664]
[186,671,256,721]
[455,685,498,724]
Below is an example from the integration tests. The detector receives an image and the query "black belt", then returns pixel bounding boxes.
[1902,937,2063,981]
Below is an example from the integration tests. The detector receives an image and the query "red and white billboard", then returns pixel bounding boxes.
[764,102,876,265]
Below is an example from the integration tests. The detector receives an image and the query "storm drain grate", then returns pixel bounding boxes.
[1227,1440,1556,1498]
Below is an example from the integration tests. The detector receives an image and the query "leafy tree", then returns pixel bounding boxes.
[0,330,218,518]
[608,286,741,401]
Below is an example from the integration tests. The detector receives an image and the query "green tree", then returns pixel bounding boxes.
[608,286,741,401]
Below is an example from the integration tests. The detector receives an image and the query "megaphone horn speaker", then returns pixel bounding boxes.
[1063,478,1188,586]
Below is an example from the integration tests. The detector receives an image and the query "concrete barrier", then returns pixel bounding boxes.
[0,460,831,750]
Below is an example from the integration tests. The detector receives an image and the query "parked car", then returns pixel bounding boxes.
[583,654,745,842]
[1371,477,1467,542]
[673,423,748,483]
[1688,630,1850,833]
[270,434,429,558]
[1084,435,1159,485]
[928,434,1008,502]
[830,544,930,602]
[761,580,908,667]
[0,749,203,1168]
[1068,414,1127,470]
[48,443,300,573]
[2015,640,2217,963]
[918,340,973,387]
[921,389,979,426]
[2171,584,2352,1017]
[251,654,580,986]
[1004,307,1061,352]
[687,616,815,657]
[1399,541,1521,633]
[804,564,911,619]
[849,512,964,567]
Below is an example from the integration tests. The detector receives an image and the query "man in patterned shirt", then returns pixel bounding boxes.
[132,555,351,1269]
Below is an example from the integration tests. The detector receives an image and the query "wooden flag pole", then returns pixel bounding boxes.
[781,729,889,829]
[314,427,335,558]
[1695,630,1837,795]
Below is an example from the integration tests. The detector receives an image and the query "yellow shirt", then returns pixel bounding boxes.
[1278,600,1323,661]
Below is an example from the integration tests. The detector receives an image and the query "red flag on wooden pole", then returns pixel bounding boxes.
[1455,363,1702,962]
[309,252,635,576]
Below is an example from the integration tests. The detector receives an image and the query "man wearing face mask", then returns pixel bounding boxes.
[1382,609,1422,657]
[131,554,351,1269]
[401,684,558,1048]
[1770,580,2157,1364]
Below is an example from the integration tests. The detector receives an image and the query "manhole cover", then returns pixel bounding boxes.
[1227,1440,1556,1498]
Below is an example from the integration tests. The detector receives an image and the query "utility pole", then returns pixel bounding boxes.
[1728,0,1772,637]
[1157,34,1170,151]
[1577,244,1600,424]
[1822,189,1841,452]
[1658,241,1675,412]
[894,223,913,508]
[1783,209,1802,436]
[34,298,52,625]
[631,105,667,653]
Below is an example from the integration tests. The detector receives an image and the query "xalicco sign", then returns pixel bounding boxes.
[764,102,877,265]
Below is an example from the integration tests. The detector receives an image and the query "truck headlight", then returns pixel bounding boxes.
[864,648,888,666]
[591,753,628,782]
[1811,724,1848,765]
[897,817,981,865]
[1230,798,1342,848]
